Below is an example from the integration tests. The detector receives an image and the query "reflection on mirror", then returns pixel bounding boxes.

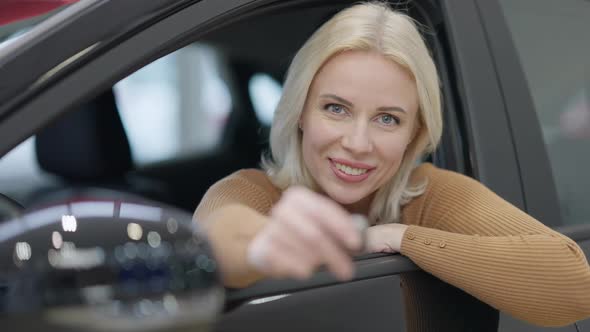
[0,197,224,332]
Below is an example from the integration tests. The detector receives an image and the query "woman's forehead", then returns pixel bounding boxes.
[310,51,418,110]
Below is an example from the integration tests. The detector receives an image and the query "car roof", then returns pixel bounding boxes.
[0,0,191,112]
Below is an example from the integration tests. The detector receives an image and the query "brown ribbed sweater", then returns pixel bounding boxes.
[194,163,590,327]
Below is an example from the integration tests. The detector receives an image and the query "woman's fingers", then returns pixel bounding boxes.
[283,187,362,252]
[247,223,310,279]
[275,210,321,267]
[270,226,318,279]
[248,186,364,281]
[273,203,354,280]
[265,236,314,280]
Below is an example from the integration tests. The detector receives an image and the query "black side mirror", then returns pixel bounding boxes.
[0,197,223,331]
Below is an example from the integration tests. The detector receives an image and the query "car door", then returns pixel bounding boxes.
[473,0,590,331]
[0,0,585,331]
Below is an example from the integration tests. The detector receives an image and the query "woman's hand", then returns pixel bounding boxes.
[246,186,363,281]
[364,223,409,254]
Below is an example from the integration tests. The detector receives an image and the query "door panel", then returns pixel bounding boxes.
[579,319,590,332]
[499,315,577,332]
[219,271,500,332]
[216,276,406,332]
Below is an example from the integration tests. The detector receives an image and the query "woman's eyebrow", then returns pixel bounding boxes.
[378,106,407,114]
[320,93,407,114]
[319,94,354,108]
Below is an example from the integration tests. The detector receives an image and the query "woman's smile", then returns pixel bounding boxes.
[328,158,375,183]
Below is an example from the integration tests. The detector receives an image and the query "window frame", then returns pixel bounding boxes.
[474,0,564,227]
[437,0,526,211]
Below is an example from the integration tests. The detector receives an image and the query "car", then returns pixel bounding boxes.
[0,0,588,331]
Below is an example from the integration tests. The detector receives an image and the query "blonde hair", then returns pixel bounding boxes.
[262,1,443,224]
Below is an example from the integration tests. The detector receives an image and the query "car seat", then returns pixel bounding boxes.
[27,89,174,208]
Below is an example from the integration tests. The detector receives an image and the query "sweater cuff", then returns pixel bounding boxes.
[400,225,452,255]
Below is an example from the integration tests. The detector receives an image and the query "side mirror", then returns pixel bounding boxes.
[0,197,224,331]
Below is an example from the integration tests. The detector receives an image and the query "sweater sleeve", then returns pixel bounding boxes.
[400,164,590,327]
[193,170,277,288]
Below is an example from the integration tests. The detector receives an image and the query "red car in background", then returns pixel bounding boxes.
[0,0,77,25]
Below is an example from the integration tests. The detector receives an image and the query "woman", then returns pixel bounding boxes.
[194,1,590,327]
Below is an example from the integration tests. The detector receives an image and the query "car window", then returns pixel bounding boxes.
[114,43,232,165]
[0,138,53,206]
[0,42,235,207]
[499,0,590,225]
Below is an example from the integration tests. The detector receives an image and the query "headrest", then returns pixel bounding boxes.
[35,90,133,181]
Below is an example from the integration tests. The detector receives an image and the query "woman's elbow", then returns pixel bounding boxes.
[537,277,590,326]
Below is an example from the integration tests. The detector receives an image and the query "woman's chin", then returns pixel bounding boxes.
[325,191,367,206]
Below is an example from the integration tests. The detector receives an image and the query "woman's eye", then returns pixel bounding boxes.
[377,114,399,126]
[325,104,346,114]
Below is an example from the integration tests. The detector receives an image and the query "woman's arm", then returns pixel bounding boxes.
[194,170,362,288]
[193,172,274,288]
[397,164,590,327]
[197,204,271,288]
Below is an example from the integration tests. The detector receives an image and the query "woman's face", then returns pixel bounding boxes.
[300,50,419,208]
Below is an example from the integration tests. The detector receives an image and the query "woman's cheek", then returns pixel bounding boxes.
[311,119,345,146]
[375,133,409,164]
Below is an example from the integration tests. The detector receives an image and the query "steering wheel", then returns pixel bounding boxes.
[0,193,24,222]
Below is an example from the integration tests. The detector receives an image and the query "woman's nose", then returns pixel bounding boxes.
[341,122,373,155]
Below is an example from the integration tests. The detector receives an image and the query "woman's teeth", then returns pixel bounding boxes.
[334,162,369,176]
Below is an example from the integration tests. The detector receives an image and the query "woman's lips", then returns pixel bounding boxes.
[328,158,374,183]
[329,158,375,170]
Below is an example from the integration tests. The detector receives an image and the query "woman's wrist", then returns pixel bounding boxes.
[364,223,409,253]
[387,223,409,252]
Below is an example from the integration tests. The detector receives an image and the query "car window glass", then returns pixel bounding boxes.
[499,0,590,225]
[113,43,232,165]
[0,138,54,205]
[248,73,282,126]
